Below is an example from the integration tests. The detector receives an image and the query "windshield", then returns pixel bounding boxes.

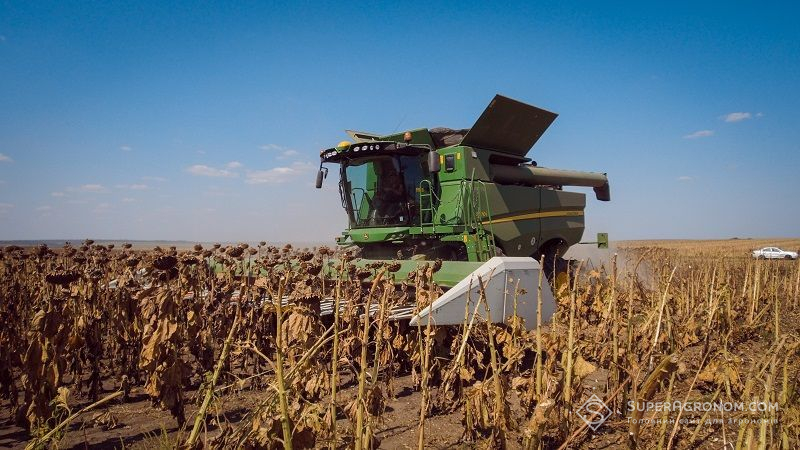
[342,155,428,228]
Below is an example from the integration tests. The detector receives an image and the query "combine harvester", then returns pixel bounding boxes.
[315,95,610,326]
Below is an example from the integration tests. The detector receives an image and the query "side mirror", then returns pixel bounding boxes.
[428,151,440,173]
[315,168,327,189]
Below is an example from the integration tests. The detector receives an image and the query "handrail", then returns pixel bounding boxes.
[418,179,436,234]
[459,173,496,260]
[474,180,497,258]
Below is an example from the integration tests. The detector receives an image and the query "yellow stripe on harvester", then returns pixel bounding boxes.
[482,210,584,225]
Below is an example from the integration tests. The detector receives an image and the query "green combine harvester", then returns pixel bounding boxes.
[315,95,610,326]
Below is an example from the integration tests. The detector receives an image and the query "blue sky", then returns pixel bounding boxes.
[0,1,798,242]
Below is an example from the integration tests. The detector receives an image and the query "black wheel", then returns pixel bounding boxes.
[540,249,570,284]
[786,255,793,260]
[758,255,766,260]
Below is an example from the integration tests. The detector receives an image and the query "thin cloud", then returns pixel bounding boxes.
[683,130,714,139]
[51,191,66,197]
[677,176,693,182]
[261,144,301,160]
[226,161,244,169]
[0,202,13,211]
[245,162,315,184]
[722,112,752,123]
[0,153,12,162]
[120,145,132,151]
[278,149,300,160]
[186,164,238,178]
[115,183,149,190]
[121,197,136,203]
[71,184,108,193]
[93,202,112,214]
[142,176,167,182]
[37,205,52,217]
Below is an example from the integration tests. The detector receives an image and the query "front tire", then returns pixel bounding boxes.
[541,251,570,284]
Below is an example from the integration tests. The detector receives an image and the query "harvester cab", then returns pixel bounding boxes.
[315,95,610,326]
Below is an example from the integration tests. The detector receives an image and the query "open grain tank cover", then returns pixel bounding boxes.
[460,94,558,157]
[410,257,556,326]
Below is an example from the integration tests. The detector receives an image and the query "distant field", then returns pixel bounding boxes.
[618,238,800,257]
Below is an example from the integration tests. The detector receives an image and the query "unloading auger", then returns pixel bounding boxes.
[315,95,610,326]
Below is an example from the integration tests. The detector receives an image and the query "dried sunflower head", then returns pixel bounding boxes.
[34,244,50,257]
[305,263,322,276]
[181,255,199,266]
[88,268,104,281]
[46,269,81,286]
[153,255,178,271]
[193,244,203,252]
[156,267,178,281]
[356,269,372,280]
[123,243,133,249]
[227,246,244,258]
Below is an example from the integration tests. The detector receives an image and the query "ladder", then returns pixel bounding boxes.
[462,176,497,261]
[418,179,436,234]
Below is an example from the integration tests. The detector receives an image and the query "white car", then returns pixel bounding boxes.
[752,247,798,260]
